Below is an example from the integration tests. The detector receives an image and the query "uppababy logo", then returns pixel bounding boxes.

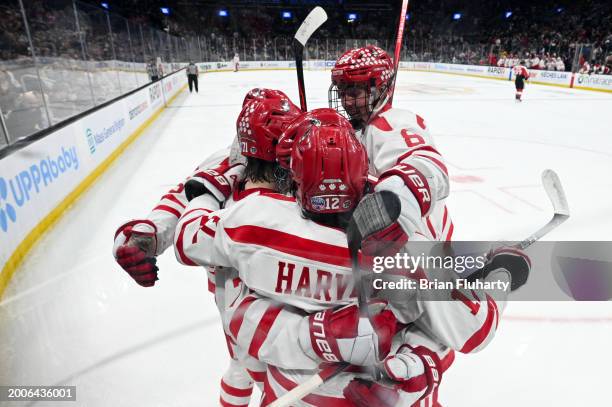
[0,178,17,232]
[85,118,125,154]
[0,146,79,232]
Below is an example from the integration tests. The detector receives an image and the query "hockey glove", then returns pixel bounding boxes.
[113,220,159,287]
[344,344,443,407]
[298,302,397,366]
[185,163,244,202]
[469,246,531,291]
[361,221,408,258]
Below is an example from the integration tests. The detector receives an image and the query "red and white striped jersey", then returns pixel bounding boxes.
[142,147,230,256]
[513,65,530,79]
[175,193,507,406]
[132,146,265,404]
[363,107,453,241]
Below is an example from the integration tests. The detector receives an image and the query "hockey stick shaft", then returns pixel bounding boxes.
[293,6,328,112]
[388,0,409,106]
[293,40,308,111]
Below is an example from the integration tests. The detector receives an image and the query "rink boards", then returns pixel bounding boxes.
[197,60,612,93]
[0,70,186,297]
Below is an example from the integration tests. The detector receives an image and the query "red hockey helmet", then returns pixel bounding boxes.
[237,97,301,162]
[242,88,292,107]
[276,108,349,169]
[329,45,395,122]
[290,112,368,214]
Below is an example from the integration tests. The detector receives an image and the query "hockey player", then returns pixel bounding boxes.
[176,110,531,406]
[513,61,530,102]
[112,88,301,406]
[233,53,240,72]
[327,45,452,242]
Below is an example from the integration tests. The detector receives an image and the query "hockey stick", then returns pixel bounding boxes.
[293,6,328,111]
[267,192,401,407]
[516,169,569,250]
[466,169,569,283]
[387,0,409,106]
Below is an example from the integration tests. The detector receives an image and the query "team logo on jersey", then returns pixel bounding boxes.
[310,196,326,211]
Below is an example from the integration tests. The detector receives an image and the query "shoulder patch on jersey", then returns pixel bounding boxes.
[370,115,393,131]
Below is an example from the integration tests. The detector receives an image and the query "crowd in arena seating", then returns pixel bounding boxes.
[0,0,184,143]
[2,0,611,145]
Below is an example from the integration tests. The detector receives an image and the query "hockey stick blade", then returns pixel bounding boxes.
[293,6,327,111]
[294,6,328,46]
[517,169,570,250]
[542,169,570,217]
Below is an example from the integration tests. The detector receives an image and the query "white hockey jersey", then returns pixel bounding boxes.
[175,192,506,406]
[140,147,231,257]
[128,145,265,404]
[362,107,453,241]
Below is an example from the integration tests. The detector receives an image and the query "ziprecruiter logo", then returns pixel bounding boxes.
[0,178,17,232]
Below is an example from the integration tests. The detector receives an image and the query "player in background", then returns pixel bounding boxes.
[513,61,530,102]
[328,45,452,243]
[233,53,240,72]
[112,88,300,406]
[186,62,199,93]
[176,110,531,406]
